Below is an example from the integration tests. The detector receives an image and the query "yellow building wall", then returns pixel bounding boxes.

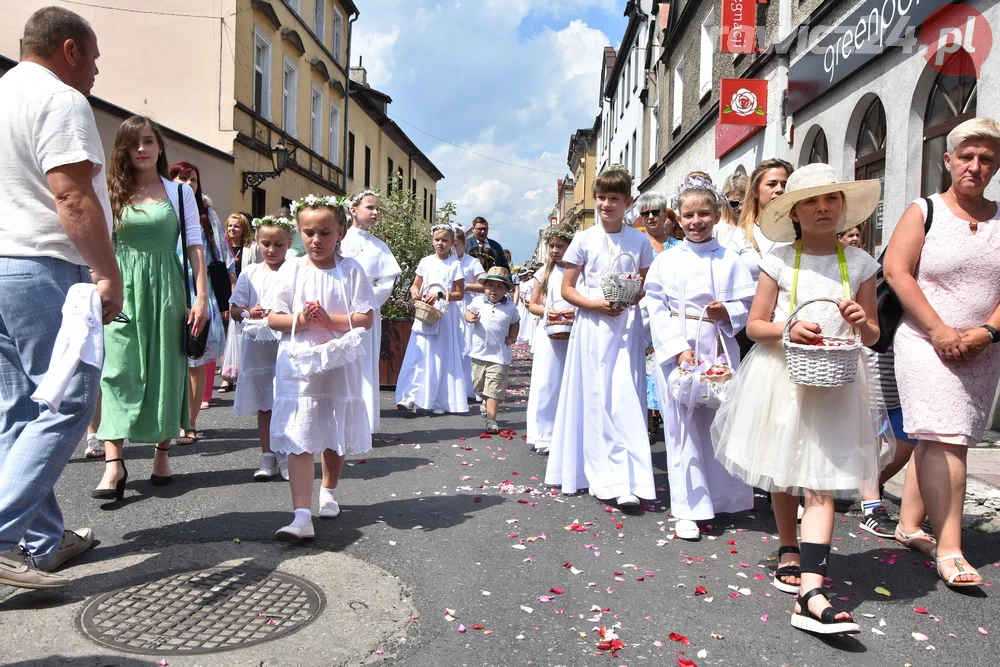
[571,146,597,230]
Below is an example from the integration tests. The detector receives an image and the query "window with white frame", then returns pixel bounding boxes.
[332,8,343,63]
[631,131,637,176]
[329,102,341,166]
[282,57,298,138]
[314,0,325,43]
[633,45,640,91]
[625,58,631,106]
[253,28,272,120]
[672,58,684,131]
[699,9,714,99]
[310,85,323,153]
[649,108,659,167]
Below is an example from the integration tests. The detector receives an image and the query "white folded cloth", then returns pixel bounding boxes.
[32,283,105,413]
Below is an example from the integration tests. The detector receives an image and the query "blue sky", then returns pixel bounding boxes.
[354,0,628,265]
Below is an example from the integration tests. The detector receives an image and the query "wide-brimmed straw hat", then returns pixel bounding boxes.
[758,163,882,243]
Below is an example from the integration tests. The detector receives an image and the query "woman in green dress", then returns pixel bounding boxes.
[93,116,208,500]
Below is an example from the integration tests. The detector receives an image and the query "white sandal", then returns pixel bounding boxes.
[894,526,937,556]
[935,553,983,588]
[84,434,105,459]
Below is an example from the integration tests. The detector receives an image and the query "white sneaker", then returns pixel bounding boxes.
[277,454,289,481]
[674,519,701,541]
[319,498,341,519]
[535,446,549,454]
[432,408,446,415]
[616,494,639,507]
[254,457,279,481]
[480,403,488,418]
[275,521,314,541]
[397,399,416,411]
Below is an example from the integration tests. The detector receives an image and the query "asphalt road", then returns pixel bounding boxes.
[3,350,999,666]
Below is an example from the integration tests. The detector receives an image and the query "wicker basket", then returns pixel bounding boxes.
[601,252,642,307]
[544,317,572,340]
[782,297,861,388]
[413,283,447,325]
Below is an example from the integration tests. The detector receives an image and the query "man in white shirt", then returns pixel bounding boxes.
[464,267,520,434]
[0,7,121,589]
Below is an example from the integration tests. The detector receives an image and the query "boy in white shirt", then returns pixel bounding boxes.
[465,267,520,434]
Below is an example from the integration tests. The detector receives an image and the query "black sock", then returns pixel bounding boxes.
[799,542,831,578]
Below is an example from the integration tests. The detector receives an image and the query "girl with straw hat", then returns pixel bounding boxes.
[711,163,895,636]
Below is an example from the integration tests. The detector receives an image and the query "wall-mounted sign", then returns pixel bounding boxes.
[787,0,953,114]
[719,78,768,126]
[716,123,764,160]
[721,1,756,54]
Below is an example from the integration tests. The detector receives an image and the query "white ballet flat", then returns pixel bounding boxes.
[319,499,341,519]
[616,494,639,507]
[275,522,314,541]
[674,519,701,541]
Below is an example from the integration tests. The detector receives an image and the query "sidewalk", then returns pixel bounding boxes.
[971,429,1000,488]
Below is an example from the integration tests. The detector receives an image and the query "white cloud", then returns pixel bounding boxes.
[352,0,618,263]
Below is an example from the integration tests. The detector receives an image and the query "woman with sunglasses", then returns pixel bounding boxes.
[717,171,748,240]
[634,192,680,437]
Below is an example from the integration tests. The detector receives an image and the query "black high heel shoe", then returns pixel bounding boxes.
[150,445,173,487]
[91,458,128,501]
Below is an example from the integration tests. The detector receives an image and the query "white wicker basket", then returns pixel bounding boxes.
[782,297,861,388]
[601,252,642,307]
[414,283,447,325]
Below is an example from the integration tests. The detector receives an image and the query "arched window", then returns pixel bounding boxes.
[807,128,828,165]
[854,97,887,252]
[922,54,978,196]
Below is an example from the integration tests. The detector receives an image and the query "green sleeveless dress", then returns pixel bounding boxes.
[99,201,190,442]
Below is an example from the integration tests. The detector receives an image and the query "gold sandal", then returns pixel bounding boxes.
[935,553,983,588]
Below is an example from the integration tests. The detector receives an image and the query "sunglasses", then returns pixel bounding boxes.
[728,199,743,209]
[639,209,661,218]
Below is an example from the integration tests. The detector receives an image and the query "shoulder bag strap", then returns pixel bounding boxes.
[922,196,934,234]
[178,184,193,309]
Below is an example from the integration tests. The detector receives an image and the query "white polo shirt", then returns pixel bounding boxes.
[467,294,520,365]
[0,62,112,266]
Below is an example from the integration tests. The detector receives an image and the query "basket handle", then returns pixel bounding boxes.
[609,251,638,274]
[781,297,860,344]
[690,305,728,367]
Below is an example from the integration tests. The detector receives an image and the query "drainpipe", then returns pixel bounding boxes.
[342,7,360,194]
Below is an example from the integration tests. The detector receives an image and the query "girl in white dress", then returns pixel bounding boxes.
[644,177,756,541]
[394,225,468,414]
[342,190,402,434]
[711,164,892,636]
[453,227,486,399]
[231,216,293,481]
[545,165,654,506]
[266,196,376,540]
[515,273,537,345]
[526,224,575,454]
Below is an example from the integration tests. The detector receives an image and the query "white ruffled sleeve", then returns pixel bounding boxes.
[345,259,376,316]
[267,261,298,314]
[230,271,252,309]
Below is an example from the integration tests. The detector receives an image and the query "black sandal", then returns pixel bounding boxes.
[176,429,199,446]
[150,445,173,486]
[91,458,128,501]
[790,587,860,635]
[773,545,801,594]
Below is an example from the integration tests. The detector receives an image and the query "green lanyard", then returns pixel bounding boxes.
[789,241,851,312]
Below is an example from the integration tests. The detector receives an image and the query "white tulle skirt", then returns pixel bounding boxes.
[711,342,893,498]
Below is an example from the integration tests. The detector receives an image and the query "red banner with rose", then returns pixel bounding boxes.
[719,78,767,127]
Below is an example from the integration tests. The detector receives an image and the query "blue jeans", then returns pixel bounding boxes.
[0,257,99,566]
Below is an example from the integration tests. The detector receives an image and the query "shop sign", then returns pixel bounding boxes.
[721,0,756,54]
[715,123,764,160]
[787,0,953,114]
[719,78,768,126]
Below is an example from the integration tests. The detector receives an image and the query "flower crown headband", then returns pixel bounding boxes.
[350,189,380,207]
[290,194,350,218]
[430,222,458,235]
[542,225,574,243]
[251,215,295,231]
[671,176,722,209]
[601,163,632,179]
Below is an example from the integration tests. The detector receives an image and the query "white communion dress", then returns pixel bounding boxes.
[393,254,470,413]
[266,256,376,456]
[545,225,655,499]
[231,262,282,415]
[643,239,756,521]
[340,225,401,433]
[457,252,486,398]
[526,264,573,452]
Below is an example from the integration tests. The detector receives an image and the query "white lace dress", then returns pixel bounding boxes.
[711,245,894,497]
[266,257,376,456]
[230,263,280,415]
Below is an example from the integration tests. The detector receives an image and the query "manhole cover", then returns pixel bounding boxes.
[76,567,325,655]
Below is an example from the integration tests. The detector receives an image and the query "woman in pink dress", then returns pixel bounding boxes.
[885,117,1000,589]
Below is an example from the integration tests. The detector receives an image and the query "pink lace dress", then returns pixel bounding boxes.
[894,194,1000,445]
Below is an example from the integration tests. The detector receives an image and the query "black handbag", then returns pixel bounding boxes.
[205,233,233,314]
[870,196,933,353]
[178,184,210,360]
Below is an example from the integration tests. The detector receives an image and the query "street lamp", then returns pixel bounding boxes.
[241,141,295,193]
